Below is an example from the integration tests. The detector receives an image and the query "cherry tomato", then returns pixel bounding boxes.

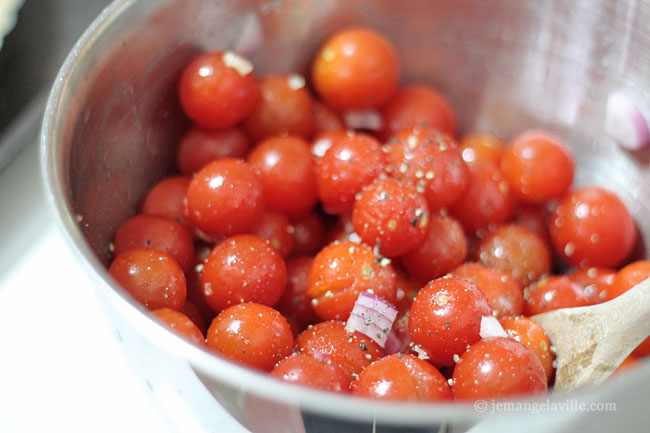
[607,260,650,301]
[499,316,555,381]
[141,176,192,233]
[201,235,287,313]
[243,74,315,142]
[249,208,295,258]
[452,337,547,400]
[179,51,258,129]
[352,353,452,401]
[409,277,491,366]
[312,28,399,110]
[384,128,469,211]
[296,320,383,377]
[247,135,318,217]
[475,223,551,288]
[549,186,636,268]
[380,85,457,140]
[449,263,524,318]
[291,212,327,256]
[316,132,385,215]
[605,260,650,357]
[109,247,186,310]
[177,126,250,176]
[523,275,590,316]
[270,353,351,392]
[275,256,319,331]
[113,214,194,273]
[186,158,265,238]
[312,100,345,133]
[179,300,207,334]
[352,178,429,257]
[568,267,615,305]
[449,161,514,233]
[400,212,467,281]
[459,132,505,167]
[500,130,574,203]
[206,303,293,372]
[152,308,205,345]
[611,355,642,377]
[308,241,397,321]
[512,202,552,248]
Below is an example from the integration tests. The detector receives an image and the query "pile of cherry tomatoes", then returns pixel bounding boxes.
[106,28,649,402]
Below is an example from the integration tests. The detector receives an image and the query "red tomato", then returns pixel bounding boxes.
[249,208,295,258]
[568,267,616,305]
[270,353,351,392]
[179,51,258,129]
[179,300,207,334]
[109,247,186,310]
[449,161,514,233]
[243,74,315,142]
[308,241,397,321]
[186,158,264,238]
[201,235,287,313]
[177,126,251,176]
[409,277,491,366]
[206,303,293,372]
[247,136,318,217]
[296,320,383,378]
[352,354,452,401]
[316,132,385,215]
[290,212,327,256]
[384,128,469,211]
[312,100,345,133]
[499,316,555,381]
[512,202,552,247]
[400,212,468,281]
[500,130,574,203]
[452,337,547,400]
[605,260,650,357]
[352,178,429,257]
[523,275,590,316]
[312,28,399,110]
[459,132,505,167]
[449,263,524,318]
[275,256,319,331]
[380,85,457,140]
[113,214,194,273]
[141,176,192,234]
[152,308,205,346]
[550,186,636,268]
[475,223,551,288]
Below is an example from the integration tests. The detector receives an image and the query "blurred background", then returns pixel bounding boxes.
[0,0,111,171]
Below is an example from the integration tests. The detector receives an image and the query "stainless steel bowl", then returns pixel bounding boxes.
[41,0,650,432]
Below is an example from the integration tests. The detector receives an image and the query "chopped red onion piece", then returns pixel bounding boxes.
[605,91,649,151]
[479,315,508,339]
[343,109,384,131]
[345,292,398,347]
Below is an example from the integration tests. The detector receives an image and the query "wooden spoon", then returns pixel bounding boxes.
[531,277,650,391]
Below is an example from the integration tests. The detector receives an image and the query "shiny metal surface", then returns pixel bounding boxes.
[42,0,650,432]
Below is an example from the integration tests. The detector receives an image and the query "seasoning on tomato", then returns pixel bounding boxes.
[308,241,398,321]
[201,235,287,313]
[206,302,293,372]
[109,247,186,311]
[452,337,547,400]
[351,353,452,401]
[523,275,590,316]
[186,158,265,238]
[408,277,491,366]
[352,178,429,257]
[248,135,318,217]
